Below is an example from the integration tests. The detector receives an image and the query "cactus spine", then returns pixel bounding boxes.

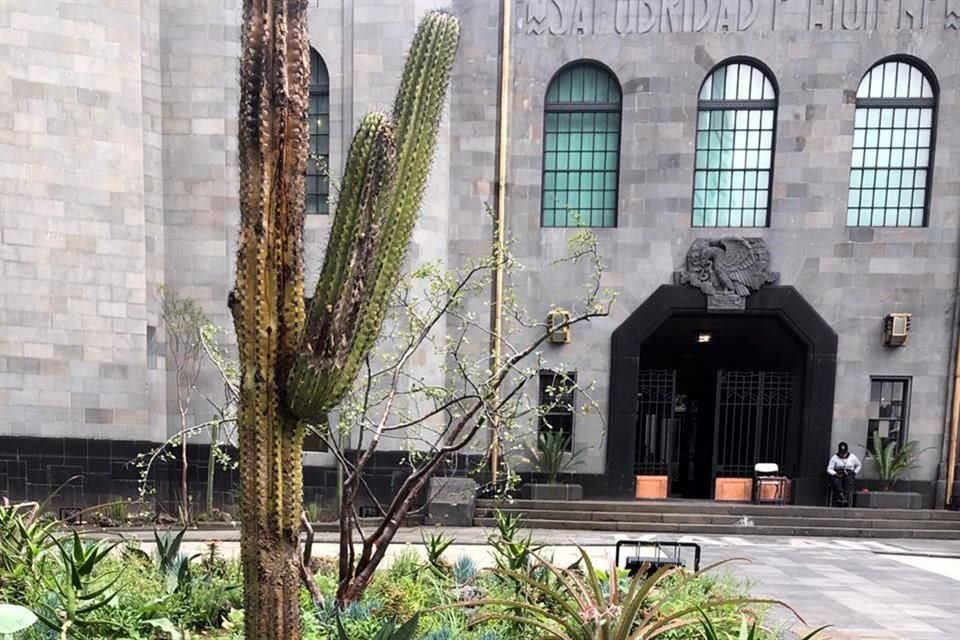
[233,1,459,636]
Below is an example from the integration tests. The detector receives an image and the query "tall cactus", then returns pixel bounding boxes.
[232,1,459,636]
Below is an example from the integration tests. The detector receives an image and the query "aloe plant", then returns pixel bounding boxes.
[867,430,923,491]
[233,1,459,635]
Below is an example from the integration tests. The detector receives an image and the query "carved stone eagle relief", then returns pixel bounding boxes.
[675,237,779,310]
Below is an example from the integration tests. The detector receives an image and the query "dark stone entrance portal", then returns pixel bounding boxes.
[605,285,838,505]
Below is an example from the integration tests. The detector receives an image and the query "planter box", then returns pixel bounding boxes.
[714,477,752,502]
[755,477,792,503]
[522,483,583,501]
[635,475,668,500]
[854,491,923,509]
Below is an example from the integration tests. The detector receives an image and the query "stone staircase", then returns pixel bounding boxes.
[474,499,960,539]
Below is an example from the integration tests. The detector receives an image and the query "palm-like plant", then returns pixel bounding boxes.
[867,431,922,491]
[525,431,587,484]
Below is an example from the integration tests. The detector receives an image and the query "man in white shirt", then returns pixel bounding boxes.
[827,441,862,507]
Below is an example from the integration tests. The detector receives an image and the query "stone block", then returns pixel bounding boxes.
[522,483,583,501]
[425,476,476,527]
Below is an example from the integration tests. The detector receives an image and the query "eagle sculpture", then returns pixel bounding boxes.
[677,237,778,305]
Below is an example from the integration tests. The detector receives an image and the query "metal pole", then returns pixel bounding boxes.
[489,0,512,485]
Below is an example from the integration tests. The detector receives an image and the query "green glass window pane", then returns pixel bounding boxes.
[731,171,744,189]
[705,209,717,226]
[867,109,881,128]
[693,189,705,207]
[694,172,706,189]
[543,210,555,226]
[698,112,710,129]
[872,209,884,226]
[865,129,879,148]
[730,210,742,227]
[911,209,924,226]
[855,109,867,127]
[848,189,860,207]
[604,191,616,209]
[754,210,767,226]
[719,172,731,189]
[602,209,615,227]
[880,108,894,127]
[847,208,859,225]
[693,209,705,226]
[915,170,926,187]
[717,210,730,226]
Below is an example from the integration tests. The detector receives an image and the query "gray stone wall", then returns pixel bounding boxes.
[0,0,158,441]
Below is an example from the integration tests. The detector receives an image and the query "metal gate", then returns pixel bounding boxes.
[713,370,795,478]
[635,369,677,477]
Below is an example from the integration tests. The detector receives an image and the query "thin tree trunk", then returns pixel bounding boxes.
[206,423,218,514]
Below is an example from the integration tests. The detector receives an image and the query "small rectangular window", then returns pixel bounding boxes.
[538,371,576,451]
[867,377,910,448]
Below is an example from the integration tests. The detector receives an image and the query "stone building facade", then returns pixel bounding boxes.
[2,0,959,509]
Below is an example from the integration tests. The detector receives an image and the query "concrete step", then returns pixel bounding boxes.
[474,507,960,530]
[472,517,960,539]
[475,499,960,522]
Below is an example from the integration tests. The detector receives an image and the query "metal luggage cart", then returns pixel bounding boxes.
[614,540,701,577]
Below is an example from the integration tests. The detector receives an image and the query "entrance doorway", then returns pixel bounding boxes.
[605,285,838,505]
[634,315,806,499]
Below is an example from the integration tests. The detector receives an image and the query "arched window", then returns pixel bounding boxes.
[307,48,330,215]
[692,60,777,228]
[542,61,621,227]
[847,58,937,227]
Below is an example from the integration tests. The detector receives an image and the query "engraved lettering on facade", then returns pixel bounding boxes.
[739,0,760,30]
[520,0,948,36]
[662,0,684,32]
[945,0,960,28]
[839,0,875,31]
[570,0,591,33]
[809,0,835,29]
[899,0,931,29]
[548,0,569,34]
[525,0,548,34]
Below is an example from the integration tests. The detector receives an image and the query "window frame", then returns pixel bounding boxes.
[540,59,622,229]
[867,376,912,449]
[847,56,939,228]
[691,57,779,229]
[307,47,331,215]
[537,370,577,452]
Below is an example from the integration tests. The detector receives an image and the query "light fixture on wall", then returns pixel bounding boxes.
[547,309,571,344]
[883,313,912,347]
[696,332,712,344]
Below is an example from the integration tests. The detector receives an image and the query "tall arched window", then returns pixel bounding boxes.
[542,61,621,228]
[847,58,937,227]
[307,48,330,215]
[692,60,777,228]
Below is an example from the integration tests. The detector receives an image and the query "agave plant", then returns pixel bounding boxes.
[867,430,924,491]
[233,0,458,633]
[697,611,829,640]
[452,546,817,640]
[337,613,419,640]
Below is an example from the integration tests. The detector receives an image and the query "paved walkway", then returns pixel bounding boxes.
[116,526,960,640]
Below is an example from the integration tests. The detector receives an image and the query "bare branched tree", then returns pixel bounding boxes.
[325,229,614,603]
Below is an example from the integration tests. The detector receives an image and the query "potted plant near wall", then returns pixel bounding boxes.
[856,431,926,509]
[521,431,586,501]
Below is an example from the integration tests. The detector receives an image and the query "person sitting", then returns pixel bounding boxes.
[827,441,862,507]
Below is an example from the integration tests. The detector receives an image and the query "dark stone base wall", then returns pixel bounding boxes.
[0,436,486,517]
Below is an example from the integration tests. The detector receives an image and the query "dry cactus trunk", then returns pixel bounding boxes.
[233,1,459,636]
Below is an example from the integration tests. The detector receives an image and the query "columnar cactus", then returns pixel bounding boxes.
[232,1,459,636]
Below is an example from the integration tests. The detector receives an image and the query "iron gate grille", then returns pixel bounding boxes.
[635,369,677,476]
[713,370,795,477]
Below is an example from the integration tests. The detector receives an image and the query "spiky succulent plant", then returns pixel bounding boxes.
[232,2,459,637]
